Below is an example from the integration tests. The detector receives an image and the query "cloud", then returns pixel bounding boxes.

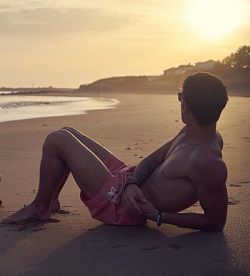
[0,7,132,38]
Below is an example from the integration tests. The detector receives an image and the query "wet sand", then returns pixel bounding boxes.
[0,92,249,275]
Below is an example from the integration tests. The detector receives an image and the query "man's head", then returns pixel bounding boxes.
[180,72,228,126]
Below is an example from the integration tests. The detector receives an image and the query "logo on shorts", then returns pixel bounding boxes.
[107,186,118,203]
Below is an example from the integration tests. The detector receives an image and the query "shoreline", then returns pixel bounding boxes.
[1,91,248,125]
[2,89,250,97]
[0,94,119,124]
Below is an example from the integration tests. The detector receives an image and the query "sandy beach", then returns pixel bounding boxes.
[0,92,249,276]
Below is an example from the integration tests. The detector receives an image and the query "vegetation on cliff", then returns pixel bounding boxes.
[78,46,250,96]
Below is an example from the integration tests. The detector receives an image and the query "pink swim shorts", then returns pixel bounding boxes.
[80,153,146,225]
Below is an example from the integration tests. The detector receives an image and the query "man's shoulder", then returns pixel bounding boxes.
[188,148,227,190]
[189,147,226,173]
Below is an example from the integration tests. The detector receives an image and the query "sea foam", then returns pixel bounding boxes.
[0,95,118,123]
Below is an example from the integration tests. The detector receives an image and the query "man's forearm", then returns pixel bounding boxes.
[127,158,155,187]
[155,212,223,232]
[126,134,183,188]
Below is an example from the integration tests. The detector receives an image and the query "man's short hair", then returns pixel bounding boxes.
[183,72,228,125]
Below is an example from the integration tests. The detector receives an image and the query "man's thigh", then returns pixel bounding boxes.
[62,127,113,163]
[49,130,113,198]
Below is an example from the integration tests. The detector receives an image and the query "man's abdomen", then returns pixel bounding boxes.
[142,175,197,213]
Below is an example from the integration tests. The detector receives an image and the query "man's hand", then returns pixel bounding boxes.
[137,199,158,221]
[124,184,147,214]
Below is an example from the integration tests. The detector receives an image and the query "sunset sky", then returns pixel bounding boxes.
[1,0,249,88]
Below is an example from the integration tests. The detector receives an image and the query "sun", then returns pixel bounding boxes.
[186,0,245,39]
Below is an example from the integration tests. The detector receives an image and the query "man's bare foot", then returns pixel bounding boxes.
[2,202,49,224]
[50,199,70,214]
[50,199,61,213]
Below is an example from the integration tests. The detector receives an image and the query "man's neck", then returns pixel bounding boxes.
[185,122,216,144]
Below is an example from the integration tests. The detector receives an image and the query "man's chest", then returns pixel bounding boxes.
[160,145,191,179]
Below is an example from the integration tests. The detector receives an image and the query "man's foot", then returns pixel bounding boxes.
[50,199,61,213]
[50,199,70,214]
[2,202,49,224]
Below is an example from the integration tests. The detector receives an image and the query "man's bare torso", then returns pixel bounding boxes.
[141,129,223,213]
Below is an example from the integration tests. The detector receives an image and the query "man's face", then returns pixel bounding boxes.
[178,92,187,124]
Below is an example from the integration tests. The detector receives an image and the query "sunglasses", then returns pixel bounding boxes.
[178,92,183,102]
[178,92,229,103]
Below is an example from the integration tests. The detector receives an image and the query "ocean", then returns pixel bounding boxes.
[0,92,119,123]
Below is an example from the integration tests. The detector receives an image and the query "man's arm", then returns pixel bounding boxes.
[125,140,173,187]
[139,156,228,232]
[126,126,186,187]
[161,173,228,231]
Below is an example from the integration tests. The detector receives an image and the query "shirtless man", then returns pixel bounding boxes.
[3,72,228,232]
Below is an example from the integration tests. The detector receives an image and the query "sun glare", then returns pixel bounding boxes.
[186,0,245,39]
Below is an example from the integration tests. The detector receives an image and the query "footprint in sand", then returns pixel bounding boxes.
[68,211,81,216]
[55,209,70,215]
[230,181,250,187]
[1,218,60,232]
[169,243,183,250]
[224,146,236,149]
[141,245,160,251]
[227,197,240,205]
[112,244,128,249]
[242,137,250,142]
[230,183,242,187]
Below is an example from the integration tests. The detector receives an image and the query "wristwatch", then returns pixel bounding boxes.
[156,211,162,226]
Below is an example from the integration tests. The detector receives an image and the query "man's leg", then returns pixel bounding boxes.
[50,127,117,210]
[62,127,113,161]
[49,167,70,212]
[3,129,113,224]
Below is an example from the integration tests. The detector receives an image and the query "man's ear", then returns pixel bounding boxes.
[182,101,190,114]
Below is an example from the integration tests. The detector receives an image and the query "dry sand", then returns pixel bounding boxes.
[0,92,249,276]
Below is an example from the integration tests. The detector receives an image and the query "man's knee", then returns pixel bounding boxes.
[43,130,65,150]
[61,126,77,133]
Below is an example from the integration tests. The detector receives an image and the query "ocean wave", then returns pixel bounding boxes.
[0,91,14,95]
[0,95,118,123]
[0,100,69,109]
